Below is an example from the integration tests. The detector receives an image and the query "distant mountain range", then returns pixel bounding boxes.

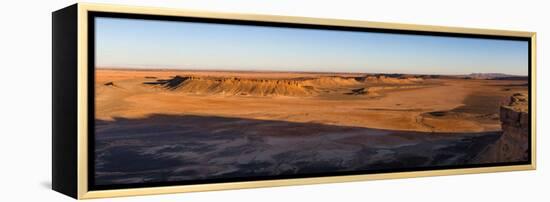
[463,73,527,80]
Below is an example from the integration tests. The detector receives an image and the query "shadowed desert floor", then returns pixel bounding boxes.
[94,68,528,185]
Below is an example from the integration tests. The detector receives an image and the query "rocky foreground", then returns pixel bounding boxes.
[95,114,499,185]
[474,93,530,163]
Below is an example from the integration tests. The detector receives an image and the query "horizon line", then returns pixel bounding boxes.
[96,66,528,77]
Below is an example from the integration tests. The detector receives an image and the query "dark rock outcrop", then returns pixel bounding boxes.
[474,93,529,163]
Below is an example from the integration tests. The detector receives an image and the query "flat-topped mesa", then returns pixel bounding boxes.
[473,93,529,163]
[302,76,362,87]
[144,75,319,96]
[143,74,426,97]
[362,75,424,84]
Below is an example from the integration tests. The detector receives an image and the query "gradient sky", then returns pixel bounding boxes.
[95,17,528,75]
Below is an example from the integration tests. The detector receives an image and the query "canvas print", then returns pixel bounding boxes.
[93,17,530,187]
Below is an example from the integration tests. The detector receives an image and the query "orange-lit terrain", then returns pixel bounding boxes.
[94,68,529,185]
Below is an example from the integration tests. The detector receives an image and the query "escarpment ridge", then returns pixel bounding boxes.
[474,93,530,163]
[141,74,425,96]
[144,75,320,96]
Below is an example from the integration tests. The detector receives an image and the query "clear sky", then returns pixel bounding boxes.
[95,17,528,75]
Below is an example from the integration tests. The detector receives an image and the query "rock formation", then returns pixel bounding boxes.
[363,75,423,84]
[144,75,320,96]
[143,74,428,97]
[474,93,529,163]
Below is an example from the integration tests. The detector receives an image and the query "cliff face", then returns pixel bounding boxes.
[144,75,319,96]
[474,93,529,163]
[143,75,426,97]
[363,75,423,84]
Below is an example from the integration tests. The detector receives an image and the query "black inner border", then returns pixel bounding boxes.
[88,11,532,191]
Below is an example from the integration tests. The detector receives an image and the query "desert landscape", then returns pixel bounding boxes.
[94,68,529,185]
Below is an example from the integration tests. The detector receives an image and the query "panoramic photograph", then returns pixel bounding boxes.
[94,17,530,186]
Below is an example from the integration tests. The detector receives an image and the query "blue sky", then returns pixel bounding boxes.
[95,17,528,75]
